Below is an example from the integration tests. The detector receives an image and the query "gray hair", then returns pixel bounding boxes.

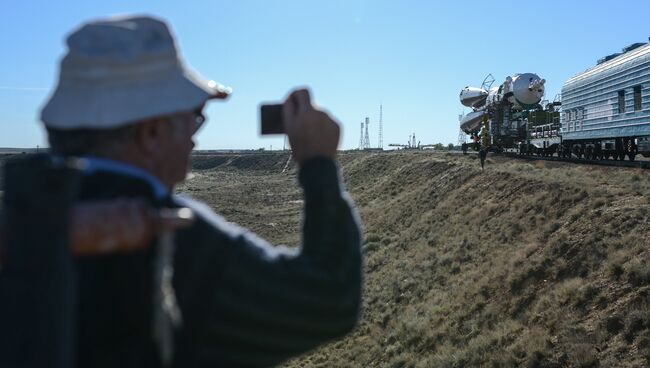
[46,124,138,157]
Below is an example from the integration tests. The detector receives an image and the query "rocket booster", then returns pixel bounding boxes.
[459,110,487,133]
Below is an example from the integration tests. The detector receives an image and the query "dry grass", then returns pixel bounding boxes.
[178,151,650,367]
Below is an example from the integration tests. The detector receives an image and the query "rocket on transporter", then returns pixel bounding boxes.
[459,73,546,150]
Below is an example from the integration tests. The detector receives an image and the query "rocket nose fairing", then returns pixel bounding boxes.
[459,86,488,110]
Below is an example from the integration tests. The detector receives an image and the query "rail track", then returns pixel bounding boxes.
[502,151,650,170]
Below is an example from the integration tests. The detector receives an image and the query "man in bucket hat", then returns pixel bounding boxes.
[39,15,362,367]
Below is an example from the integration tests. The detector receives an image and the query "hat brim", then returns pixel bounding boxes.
[186,68,232,101]
[41,67,231,130]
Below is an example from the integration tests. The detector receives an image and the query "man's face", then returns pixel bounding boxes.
[154,110,202,188]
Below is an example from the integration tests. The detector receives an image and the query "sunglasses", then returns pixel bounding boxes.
[169,110,206,135]
[193,110,206,133]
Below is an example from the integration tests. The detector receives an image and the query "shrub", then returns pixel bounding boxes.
[566,343,599,368]
[624,258,650,286]
[603,314,624,335]
[605,251,627,279]
[363,242,381,253]
[365,234,381,243]
[624,310,650,342]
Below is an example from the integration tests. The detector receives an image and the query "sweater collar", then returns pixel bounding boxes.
[80,156,169,200]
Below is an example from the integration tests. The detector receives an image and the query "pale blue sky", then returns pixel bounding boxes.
[1,1,649,150]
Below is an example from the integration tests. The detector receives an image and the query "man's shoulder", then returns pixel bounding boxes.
[78,157,168,203]
[79,171,157,202]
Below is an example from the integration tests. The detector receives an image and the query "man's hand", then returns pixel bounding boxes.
[282,88,340,166]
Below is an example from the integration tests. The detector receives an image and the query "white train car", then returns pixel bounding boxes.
[561,40,650,160]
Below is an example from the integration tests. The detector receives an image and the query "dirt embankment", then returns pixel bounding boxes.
[191,152,295,172]
[184,151,650,368]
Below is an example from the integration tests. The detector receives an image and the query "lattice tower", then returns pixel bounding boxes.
[363,117,371,149]
[457,114,467,145]
[458,129,466,146]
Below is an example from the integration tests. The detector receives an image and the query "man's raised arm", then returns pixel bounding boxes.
[172,89,362,367]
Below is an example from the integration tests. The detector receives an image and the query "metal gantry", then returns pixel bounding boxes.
[457,114,466,146]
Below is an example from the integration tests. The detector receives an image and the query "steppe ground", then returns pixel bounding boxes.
[181,151,650,368]
[1,150,649,367]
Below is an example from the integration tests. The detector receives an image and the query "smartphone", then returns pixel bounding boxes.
[260,104,284,135]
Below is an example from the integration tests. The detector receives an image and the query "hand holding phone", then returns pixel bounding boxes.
[281,88,340,166]
[259,89,340,166]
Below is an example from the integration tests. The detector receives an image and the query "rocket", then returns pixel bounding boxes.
[459,73,545,134]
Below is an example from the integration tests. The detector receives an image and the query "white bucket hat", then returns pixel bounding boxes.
[41,15,231,130]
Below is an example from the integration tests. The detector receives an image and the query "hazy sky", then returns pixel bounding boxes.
[1,1,649,150]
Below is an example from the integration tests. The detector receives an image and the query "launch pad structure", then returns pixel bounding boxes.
[358,105,385,150]
[363,117,370,149]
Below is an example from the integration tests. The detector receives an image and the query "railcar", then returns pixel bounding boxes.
[559,41,650,160]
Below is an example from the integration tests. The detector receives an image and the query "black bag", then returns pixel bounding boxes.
[0,155,82,368]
